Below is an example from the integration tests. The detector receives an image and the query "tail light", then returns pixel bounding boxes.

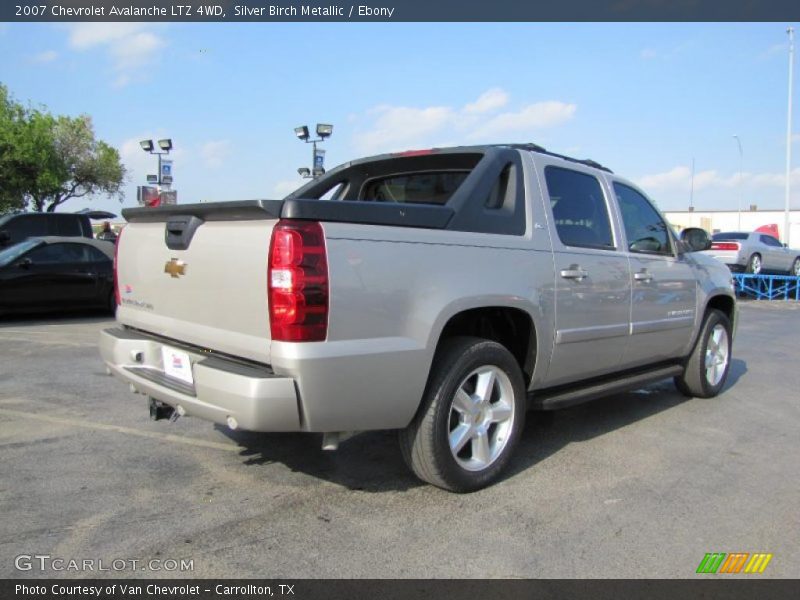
[113,226,125,308]
[268,220,328,342]
[711,242,740,251]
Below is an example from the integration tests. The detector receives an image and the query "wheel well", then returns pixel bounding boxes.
[706,295,735,323]
[437,307,536,384]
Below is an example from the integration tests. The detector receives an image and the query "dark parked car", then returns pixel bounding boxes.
[0,236,116,316]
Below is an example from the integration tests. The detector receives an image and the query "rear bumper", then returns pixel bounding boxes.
[99,328,300,432]
[703,250,746,270]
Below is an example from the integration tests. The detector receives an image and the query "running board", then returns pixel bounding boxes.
[528,364,684,411]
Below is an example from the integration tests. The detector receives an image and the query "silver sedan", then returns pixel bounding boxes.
[701,231,800,275]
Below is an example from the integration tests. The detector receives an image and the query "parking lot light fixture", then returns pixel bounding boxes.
[295,126,310,141]
[316,123,333,139]
[140,137,173,188]
[295,122,333,179]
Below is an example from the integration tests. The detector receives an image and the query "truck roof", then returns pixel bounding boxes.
[318,143,613,176]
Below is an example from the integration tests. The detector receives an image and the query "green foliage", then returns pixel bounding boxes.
[0,84,29,213]
[0,83,126,213]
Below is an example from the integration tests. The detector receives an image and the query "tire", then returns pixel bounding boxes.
[745,253,762,274]
[108,289,117,315]
[399,336,526,493]
[674,309,732,398]
[790,258,800,277]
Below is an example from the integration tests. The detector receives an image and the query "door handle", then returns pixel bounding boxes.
[560,266,588,281]
[634,270,653,283]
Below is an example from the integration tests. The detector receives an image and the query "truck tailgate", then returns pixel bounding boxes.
[116,218,275,365]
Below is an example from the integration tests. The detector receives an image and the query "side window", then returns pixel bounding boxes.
[761,235,781,247]
[614,183,672,255]
[11,216,48,240]
[26,243,87,264]
[544,166,614,249]
[66,244,90,262]
[86,247,111,263]
[25,244,65,264]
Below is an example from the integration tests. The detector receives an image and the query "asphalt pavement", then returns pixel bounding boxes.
[0,302,798,578]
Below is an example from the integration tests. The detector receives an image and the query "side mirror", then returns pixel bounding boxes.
[680,227,711,252]
[784,243,789,248]
[17,258,32,269]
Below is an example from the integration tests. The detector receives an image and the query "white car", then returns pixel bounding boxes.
[702,231,800,276]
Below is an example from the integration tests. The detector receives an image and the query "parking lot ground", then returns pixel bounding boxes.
[0,302,798,578]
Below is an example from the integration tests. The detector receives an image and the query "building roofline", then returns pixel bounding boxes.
[664,209,800,214]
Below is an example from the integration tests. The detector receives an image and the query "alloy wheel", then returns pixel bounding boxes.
[448,365,516,472]
[704,324,730,387]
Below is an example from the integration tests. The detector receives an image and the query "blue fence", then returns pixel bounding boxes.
[733,273,800,300]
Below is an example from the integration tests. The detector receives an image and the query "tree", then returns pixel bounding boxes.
[0,83,29,213]
[0,83,126,213]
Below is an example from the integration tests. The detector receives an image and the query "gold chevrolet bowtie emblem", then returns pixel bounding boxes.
[164,258,187,278]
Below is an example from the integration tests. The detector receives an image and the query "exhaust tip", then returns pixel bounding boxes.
[226,416,238,430]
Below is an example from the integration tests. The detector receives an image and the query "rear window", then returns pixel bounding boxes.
[54,215,84,236]
[287,152,482,203]
[360,171,470,205]
[712,232,748,241]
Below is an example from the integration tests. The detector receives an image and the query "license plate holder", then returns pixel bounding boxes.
[162,346,194,385]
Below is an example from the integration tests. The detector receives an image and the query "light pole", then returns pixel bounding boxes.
[689,156,694,227]
[733,135,743,230]
[295,124,333,179]
[785,26,795,246]
[139,138,173,189]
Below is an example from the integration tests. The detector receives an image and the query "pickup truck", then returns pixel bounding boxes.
[0,209,117,248]
[99,144,737,492]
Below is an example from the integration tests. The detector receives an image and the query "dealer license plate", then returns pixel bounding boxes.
[162,346,194,385]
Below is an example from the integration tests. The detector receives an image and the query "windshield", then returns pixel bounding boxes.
[712,232,749,241]
[0,239,40,266]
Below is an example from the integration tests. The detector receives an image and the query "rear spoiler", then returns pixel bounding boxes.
[123,199,454,229]
[122,200,284,223]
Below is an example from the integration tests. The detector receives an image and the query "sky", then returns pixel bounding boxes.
[0,22,798,216]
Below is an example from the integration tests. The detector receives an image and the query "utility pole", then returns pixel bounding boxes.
[733,135,743,230]
[689,157,695,227]
[785,26,795,246]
